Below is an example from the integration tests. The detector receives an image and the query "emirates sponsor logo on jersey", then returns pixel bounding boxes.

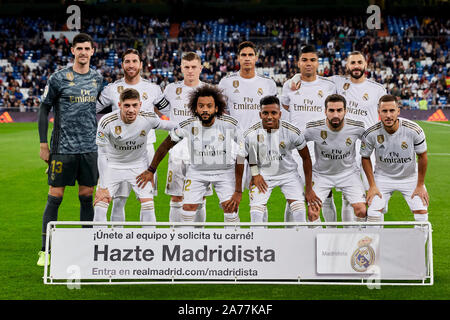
[401,141,408,150]
[66,72,74,81]
[343,83,350,90]
[115,126,122,135]
[377,134,384,144]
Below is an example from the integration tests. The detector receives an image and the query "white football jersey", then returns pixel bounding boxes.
[96,77,162,143]
[360,118,427,179]
[280,76,336,131]
[96,110,176,169]
[244,120,307,179]
[331,75,387,128]
[153,81,205,124]
[169,115,244,175]
[218,72,278,130]
[304,118,365,176]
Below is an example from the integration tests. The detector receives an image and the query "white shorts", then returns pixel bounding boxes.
[292,141,315,185]
[183,170,235,205]
[312,170,366,204]
[113,143,157,197]
[105,167,154,200]
[165,154,213,197]
[374,174,428,213]
[249,174,305,205]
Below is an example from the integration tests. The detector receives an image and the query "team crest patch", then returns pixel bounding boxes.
[321,130,327,140]
[401,141,408,150]
[140,130,146,137]
[218,133,224,141]
[363,93,369,101]
[257,88,263,96]
[318,90,323,98]
[279,141,286,149]
[66,72,74,81]
[377,135,384,144]
[92,79,97,88]
[117,86,124,94]
[257,134,264,142]
[343,83,350,90]
[142,92,148,100]
[361,141,366,150]
[192,127,199,136]
[346,137,352,146]
[176,87,182,95]
[233,80,239,88]
[115,126,122,135]
[350,236,376,272]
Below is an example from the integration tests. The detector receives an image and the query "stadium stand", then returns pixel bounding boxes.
[0,16,448,110]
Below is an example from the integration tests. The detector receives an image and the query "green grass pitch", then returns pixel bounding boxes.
[0,121,449,300]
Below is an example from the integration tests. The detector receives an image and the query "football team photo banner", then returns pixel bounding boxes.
[46,223,431,284]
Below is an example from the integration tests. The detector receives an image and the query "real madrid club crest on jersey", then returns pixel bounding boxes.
[401,141,408,150]
[363,93,369,101]
[318,90,323,98]
[117,86,124,94]
[140,130,146,137]
[346,137,352,147]
[142,92,148,100]
[350,236,376,272]
[257,88,263,96]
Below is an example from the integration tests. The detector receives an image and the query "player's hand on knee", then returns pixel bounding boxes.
[251,175,268,193]
[307,209,319,222]
[223,192,242,213]
[366,186,382,206]
[136,170,154,189]
[412,185,429,207]
[305,189,322,212]
[94,187,111,205]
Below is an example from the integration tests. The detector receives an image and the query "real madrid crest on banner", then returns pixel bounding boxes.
[176,87,182,95]
[343,83,350,90]
[377,134,384,144]
[257,88,263,96]
[142,92,148,100]
[346,137,352,146]
[401,141,408,150]
[115,126,122,135]
[66,72,74,81]
[350,236,376,272]
[321,130,327,140]
[117,86,124,94]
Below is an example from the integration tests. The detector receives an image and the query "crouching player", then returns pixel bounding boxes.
[304,94,367,225]
[94,88,176,227]
[244,95,321,227]
[136,85,245,226]
[361,95,429,229]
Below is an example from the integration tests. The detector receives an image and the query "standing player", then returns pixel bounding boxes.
[280,45,337,223]
[37,33,103,266]
[137,85,245,226]
[244,96,321,226]
[96,48,162,223]
[218,41,278,221]
[361,95,429,228]
[94,89,176,226]
[152,52,211,223]
[304,94,367,224]
[289,51,386,223]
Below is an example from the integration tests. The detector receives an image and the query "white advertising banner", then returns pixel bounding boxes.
[48,226,429,282]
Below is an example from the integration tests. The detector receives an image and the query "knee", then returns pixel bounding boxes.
[171,196,183,203]
[413,210,428,215]
[79,186,94,197]
[49,187,64,198]
[353,203,367,218]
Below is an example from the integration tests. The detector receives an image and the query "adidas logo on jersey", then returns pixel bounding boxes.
[234,89,240,93]
[321,141,327,145]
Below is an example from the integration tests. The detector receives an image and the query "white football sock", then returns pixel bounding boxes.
[93,201,109,228]
[140,200,156,228]
[169,200,182,223]
[111,196,127,223]
[322,194,337,222]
